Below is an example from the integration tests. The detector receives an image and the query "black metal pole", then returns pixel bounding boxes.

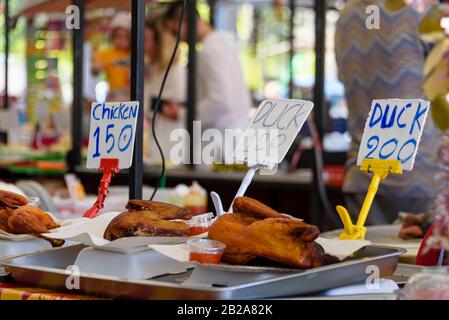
[129,0,145,199]
[314,0,326,137]
[310,0,327,230]
[69,0,84,172]
[288,0,295,99]
[3,0,9,109]
[208,0,216,27]
[187,0,197,167]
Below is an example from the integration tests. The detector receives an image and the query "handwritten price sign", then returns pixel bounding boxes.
[87,102,140,169]
[234,99,314,168]
[358,99,430,171]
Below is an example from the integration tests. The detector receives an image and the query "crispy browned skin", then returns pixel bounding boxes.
[233,197,284,219]
[209,197,328,269]
[0,190,28,208]
[207,214,259,264]
[399,213,432,240]
[104,211,190,241]
[0,207,14,233]
[126,200,192,220]
[6,205,64,247]
[8,206,60,233]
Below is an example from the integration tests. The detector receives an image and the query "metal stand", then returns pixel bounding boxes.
[69,0,85,172]
[3,0,9,110]
[187,0,197,168]
[129,0,145,200]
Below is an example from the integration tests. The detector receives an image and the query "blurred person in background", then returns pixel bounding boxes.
[163,1,251,134]
[144,18,187,162]
[92,12,131,101]
[335,0,443,224]
[144,19,186,120]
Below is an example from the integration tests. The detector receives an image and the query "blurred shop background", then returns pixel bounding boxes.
[0,0,428,231]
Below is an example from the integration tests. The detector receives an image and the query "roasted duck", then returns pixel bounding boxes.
[232,196,284,219]
[103,200,193,241]
[209,197,334,269]
[398,212,433,240]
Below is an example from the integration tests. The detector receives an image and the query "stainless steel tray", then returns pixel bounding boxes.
[2,244,405,300]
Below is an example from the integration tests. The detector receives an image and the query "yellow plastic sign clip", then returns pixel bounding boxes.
[337,159,402,240]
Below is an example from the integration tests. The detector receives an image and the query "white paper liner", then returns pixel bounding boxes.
[149,237,372,266]
[0,213,86,242]
[43,211,207,253]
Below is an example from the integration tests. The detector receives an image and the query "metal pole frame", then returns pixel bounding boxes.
[3,0,9,109]
[310,0,327,229]
[313,0,326,137]
[69,0,84,172]
[288,0,295,99]
[129,0,145,199]
[187,0,197,168]
[208,0,216,27]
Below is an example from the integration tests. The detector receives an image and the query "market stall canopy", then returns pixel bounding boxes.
[21,0,151,18]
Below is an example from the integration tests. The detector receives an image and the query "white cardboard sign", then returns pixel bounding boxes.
[87,102,140,169]
[234,99,314,168]
[357,99,430,171]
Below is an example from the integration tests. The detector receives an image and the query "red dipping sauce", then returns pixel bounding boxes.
[188,226,209,236]
[189,252,223,264]
[187,239,226,265]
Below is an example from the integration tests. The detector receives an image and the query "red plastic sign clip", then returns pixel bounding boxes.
[83,158,120,219]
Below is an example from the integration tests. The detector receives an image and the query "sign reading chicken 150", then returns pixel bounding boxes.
[358,99,430,171]
[234,100,314,168]
[87,102,140,169]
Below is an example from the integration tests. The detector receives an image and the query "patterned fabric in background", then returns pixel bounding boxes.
[335,0,444,198]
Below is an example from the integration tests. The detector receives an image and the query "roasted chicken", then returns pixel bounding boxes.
[0,190,28,208]
[209,197,333,269]
[0,190,28,233]
[104,210,190,241]
[8,205,60,234]
[103,200,193,241]
[126,200,193,220]
[0,207,14,233]
[0,190,63,247]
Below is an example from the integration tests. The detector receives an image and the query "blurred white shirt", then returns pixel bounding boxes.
[144,63,187,163]
[197,31,251,132]
[144,63,186,111]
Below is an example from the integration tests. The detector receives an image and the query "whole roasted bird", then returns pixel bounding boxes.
[126,200,192,220]
[0,190,64,247]
[104,200,192,241]
[208,197,334,269]
[0,190,29,233]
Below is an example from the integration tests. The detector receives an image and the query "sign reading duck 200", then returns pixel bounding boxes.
[358,99,430,171]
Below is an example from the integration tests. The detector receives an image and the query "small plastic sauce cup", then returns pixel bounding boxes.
[187,239,225,264]
[188,213,213,236]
